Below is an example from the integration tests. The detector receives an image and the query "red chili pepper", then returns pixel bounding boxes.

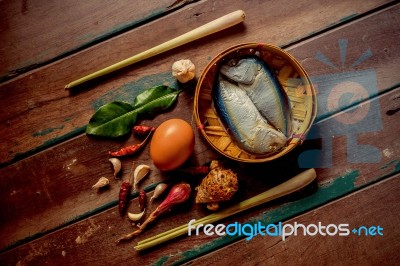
[117,183,191,243]
[177,166,210,175]
[118,163,135,216]
[139,190,146,212]
[109,130,153,157]
[119,181,132,216]
[133,125,156,136]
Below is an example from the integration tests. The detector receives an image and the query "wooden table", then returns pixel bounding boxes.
[1,0,399,265]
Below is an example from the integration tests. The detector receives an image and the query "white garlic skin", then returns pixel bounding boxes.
[127,209,146,222]
[109,158,122,179]
[150,183,168,202]
[92,177,110,189]
[172,59,195,83]
[133,164,150,190]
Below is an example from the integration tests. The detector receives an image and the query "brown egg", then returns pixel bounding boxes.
[150,119,195,171]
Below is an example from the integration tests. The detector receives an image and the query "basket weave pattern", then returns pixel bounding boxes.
[194,43,317,162]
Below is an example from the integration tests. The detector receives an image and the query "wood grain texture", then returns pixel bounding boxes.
[0,0,394,165]
[0,88,200,251]
[183,174,400,266]
[1,1,399,265]
[0,87,398,264]
[126,88,400,265]
[0,0,195,80]
[0,1,399,252]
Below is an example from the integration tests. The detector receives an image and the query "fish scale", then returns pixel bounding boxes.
[213,77,287,155]
[220,56,292,136]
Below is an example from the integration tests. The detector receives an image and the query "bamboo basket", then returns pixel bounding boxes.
[193,43,317,162]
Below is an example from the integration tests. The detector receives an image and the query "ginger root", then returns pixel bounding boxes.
[195,160,238,211]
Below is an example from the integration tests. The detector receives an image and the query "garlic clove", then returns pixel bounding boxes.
[133,164,150,190]
[150,183,168,202]
[109,158,122,179]
[92,177,110,189]
[172,59,195,83]
[127,209,146,222]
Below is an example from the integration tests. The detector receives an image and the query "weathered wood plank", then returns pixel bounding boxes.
[0,89,199,251]
[123,89,400,265]
[0,0,196,81]
[183,174,400,266]
[0,87,398,264]
[0,3,399,252]
[0,0,394,165]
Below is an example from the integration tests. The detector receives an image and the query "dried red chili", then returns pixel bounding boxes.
[133,125,156,136]
[118,163,135,216]
[177,166,210,175]
[117,183,191,243]
[119,181,132,216]
[109,130,153,157]
[139,190,146,212]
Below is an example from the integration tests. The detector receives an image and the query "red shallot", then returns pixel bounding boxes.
[116,183,191,243]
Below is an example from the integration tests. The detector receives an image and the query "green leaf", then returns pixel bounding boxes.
[136,90,180,118]
[86,101,136,137]
[86,88,180,137]
[133,85,177,108]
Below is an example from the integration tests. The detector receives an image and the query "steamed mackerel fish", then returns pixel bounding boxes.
[220,56,292,136]
[213,56,291,155]
[213,77,287,154]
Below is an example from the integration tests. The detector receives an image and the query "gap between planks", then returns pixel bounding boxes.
[182,173,400,266]
[280,0,399,50]
[2,7,399,168]
[0,0,201,84]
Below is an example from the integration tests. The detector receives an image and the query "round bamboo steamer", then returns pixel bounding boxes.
[193,43,317,162]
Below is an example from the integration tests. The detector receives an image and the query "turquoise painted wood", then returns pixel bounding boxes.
[0,0,394,166]
[0,0,399,265]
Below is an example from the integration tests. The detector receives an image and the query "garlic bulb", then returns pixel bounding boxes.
[172,59,195,83]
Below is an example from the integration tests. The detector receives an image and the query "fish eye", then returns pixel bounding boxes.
[227,59,238,66]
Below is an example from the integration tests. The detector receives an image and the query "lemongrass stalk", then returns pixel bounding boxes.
[135,168,316,251]
[65,10,246,89]
[139,168,316,244]
[137,212,219,246]
[137,168,316,246]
